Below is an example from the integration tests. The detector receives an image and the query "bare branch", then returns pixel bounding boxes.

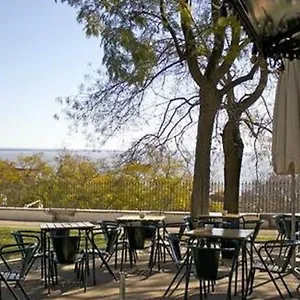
[220,63,259,95]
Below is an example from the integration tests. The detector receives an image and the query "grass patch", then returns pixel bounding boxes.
[256,229,278,242]
[0,227,40,248]
[0,226,105,250]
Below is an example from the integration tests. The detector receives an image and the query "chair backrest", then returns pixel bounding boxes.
[274,215,286,236]
[0,243,36,279]
[223,219,240,229]
[252,219,264,242]
[166,233,182,264]
[11,230,41,258]
[184,216,198,230]
[162,221,187,240]
[99,220,119,242]
[263,240,297,272]
[198,217,222,228]
[105,227,122,253]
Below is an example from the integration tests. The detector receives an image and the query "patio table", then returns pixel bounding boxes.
[40,221,116,293]
[163,228,254,300]
[116,215,166,272]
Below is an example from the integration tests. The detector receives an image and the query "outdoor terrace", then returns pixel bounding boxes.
[1,220,300,300]
[1,246,299,299]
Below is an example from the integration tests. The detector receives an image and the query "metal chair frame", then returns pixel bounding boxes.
[0,242,36,300]
[247,239,297,299]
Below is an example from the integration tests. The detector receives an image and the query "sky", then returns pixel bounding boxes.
[0,0,119,150]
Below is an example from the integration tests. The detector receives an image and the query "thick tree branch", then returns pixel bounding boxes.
[220,63,259,95]
[216,21,243,81]
[180,1,204,87]
[159,0,184,61]
[237,58,268,112]
[206,0,225,80]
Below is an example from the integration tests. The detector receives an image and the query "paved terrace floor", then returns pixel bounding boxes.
[1,246,300,299]
[1,221,300,299]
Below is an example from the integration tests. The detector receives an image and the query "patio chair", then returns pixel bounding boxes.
[165,233,187,269]
[191,243,240,300]
[198,216,223,229]
[81,226,122,272]
[98,220,119,242]
[0,242,36,300]
[234,219,264,295]
[11,230,47,278]
[220,219,240,260]
[247,239,297,299]
[184,216,199,230]
[159,221,187,263]
[274,215,287,241]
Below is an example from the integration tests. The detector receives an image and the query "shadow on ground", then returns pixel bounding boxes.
[1,251,300,299]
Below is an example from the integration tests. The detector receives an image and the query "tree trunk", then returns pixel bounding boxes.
[191,89,219,217]
[222,118,244,213]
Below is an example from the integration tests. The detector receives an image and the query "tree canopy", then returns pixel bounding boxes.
[55,0,269,216]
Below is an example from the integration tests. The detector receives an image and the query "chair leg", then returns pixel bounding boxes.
[226,268,233,300]
[128,248,134,269]
[266,270,286,300]
[247,268,256,296]
[212,280,215,292]
[148,243,155,270]
[1,279,19,300]
[41,256,44,278]
[47,256,51,294]
[234,260,238,295]
[114,245,118,269]
[203,280,207,298]
[164,243,174,262]
[114,248,118,269]
[17,281,30,300]
[24,258,35,277]
[120,243,125,271]
[278,273,293,298]
[199,279,203,300]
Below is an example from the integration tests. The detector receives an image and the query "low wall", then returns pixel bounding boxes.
[0,207,187,223]
[0,207,276,228]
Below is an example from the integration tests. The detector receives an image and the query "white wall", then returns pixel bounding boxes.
[0,207,274,228]
[0,207,187,223]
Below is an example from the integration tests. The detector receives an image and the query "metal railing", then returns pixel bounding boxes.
[0,178,299,213]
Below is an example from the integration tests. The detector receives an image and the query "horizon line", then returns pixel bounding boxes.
[0,147,121,152]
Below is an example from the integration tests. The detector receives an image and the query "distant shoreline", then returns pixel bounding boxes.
[0,147,119,153]
[0,148,121,162]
